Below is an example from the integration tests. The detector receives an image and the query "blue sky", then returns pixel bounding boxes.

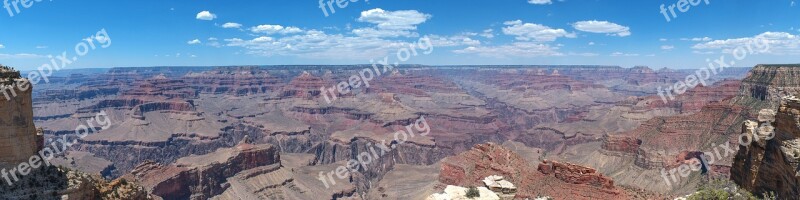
[0,0,798,70]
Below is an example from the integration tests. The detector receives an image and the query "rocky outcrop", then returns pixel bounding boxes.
[0,166,152,200]
[127,142,280,200]
[601,134,641,155]
[739,64,800,104]
[731,96,800,198]
[0,77,40,167]
[1,67,152,200]
[537,160,617,191]
[437,143,630,199]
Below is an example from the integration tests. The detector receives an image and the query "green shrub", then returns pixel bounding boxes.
[0,64,22,86]
[465,186,480,199]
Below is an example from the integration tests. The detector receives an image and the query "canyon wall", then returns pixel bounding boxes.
[731,96,800,198]
[739,64,800,106]
[0,79,40,167]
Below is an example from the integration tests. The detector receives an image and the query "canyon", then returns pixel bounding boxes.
[6,64,799,199]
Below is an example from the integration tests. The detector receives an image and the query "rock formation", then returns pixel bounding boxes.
[437,143,631,199]
[739,64,800,104]
[731,96,800,198]
[1,66,152,200]
[127,142,280,199]
[0,74,40,167]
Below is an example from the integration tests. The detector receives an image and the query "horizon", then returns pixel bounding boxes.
[10,64,770,72]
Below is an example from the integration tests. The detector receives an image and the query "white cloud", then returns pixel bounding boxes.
[572,20,631,37]
[610,52,639,56]
[588,42,595,45]
[527,0,552,5]
[0,44,4,49]
[225,29,409,59]
[659,38,668,42]
[453,42,562,58]
[187,39,201,45]
[693,32,800,55]
[661,45,675,50]
[480,29,494,39]
[222,22,242,29]
[0,53,45,59]
[207,38,221,47]
[196,11,217,20]
[357,8,431,30]
[352,28,418,38]
[792,1,796,6]
[35,46,47,49]
[427,34,481,47]
[692,51,716,54]
[250,24,303,34]
[502,20,575,42]
[354,8,431,38]
[682,37,712,42]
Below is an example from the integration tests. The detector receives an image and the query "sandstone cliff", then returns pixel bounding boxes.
[0,75,40,167]
[731,96,800,198]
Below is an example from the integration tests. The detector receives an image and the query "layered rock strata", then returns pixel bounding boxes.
[731,96,800,198]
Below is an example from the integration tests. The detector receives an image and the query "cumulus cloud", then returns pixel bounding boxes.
[502,20,575,42]
[187,39,201,45]
[222,22,242,29]
[661,45,674,50]
[527,0,552,5]
[250,25,303,34]
[353,8,432,38]
[693,32,800,55]
[225,29,409,59]
[357,8,431,30]
[454,42,562,58]
[571,20,631,37]
[0,44,4,49]
[196,11,217,20]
